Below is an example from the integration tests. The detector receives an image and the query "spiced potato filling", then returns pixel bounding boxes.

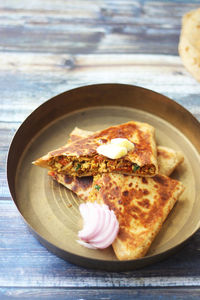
[48,155,156,176]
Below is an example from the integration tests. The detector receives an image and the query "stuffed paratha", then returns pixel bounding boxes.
[49,128,184,196]
[89,173,184,260]
[33,121,158,177]
[47,128,184,260]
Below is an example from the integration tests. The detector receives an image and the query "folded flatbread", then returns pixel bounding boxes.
[178,8,200,82]
[33,121,158,177]
[89,173,184,260]
[48,128,184,260]
[49,171,92,202]
[70,128,184,176]
[157,146,184,176]
[49,128,184,196]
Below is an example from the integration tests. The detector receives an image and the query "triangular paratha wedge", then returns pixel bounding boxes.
[48,143,184,201]
[49,171,92,202]
[49,128,184,197]
[70,128,184,176]
[33,121,158,177]
[68,127,93,143]
[157,146,184,176]
[89,173,184,260]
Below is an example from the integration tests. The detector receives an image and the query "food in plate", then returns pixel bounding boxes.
[48,128,184,194]
[49,169,184,260]
[89,173,184,260]
[36,122,185,261]
[49,171,93,202]
[49,144,184,201]
[68,127,93,142]
[70,128,184,177]
[48,127,184,260]
[157,146,184,176]
[33,121,158,177]
[178,8,200,82]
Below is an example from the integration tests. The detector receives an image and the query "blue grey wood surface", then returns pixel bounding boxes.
[1,0,200,299]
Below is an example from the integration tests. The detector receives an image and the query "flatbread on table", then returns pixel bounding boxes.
[178,8,200,82]
[33,121,158,177]
[157,146,184,176]
[89,173,184,260]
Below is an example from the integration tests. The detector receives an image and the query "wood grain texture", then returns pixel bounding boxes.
[1,288,200,300]
[1,53,200,122]
[1,0,200,294]
[0,1,199,55]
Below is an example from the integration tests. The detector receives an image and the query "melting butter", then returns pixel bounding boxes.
[111,138,135,151]
[96,138,134,159]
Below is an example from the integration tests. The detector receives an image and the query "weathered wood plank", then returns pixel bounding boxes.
[0,122,18,198]
[0,1,199,54]
[1,53,200,123]
[1,287,200,300]
[0,200,200,287]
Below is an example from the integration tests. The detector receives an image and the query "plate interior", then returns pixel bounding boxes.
[15,105,200,261]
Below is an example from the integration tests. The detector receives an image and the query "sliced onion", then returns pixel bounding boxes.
[94,219,119,249]
[78,202,119,249]
[89,208,111,243]
[78,203,100,240]
[91,214,119,248]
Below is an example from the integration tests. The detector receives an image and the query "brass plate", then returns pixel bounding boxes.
[7,84,200,271]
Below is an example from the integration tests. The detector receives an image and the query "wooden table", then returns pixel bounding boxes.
[1,0,200,299]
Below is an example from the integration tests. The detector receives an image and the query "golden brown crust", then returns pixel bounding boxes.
[68,127,93,143]
[48,129,184,207]
[33,121,158,177]
[89,173,184,260]
[69,130,184,177]
[47,128,185,260]
[49,171,93,202]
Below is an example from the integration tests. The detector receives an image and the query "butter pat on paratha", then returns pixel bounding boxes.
[33,121,158,177]
[49,128,184,198]
[70,128,184,176]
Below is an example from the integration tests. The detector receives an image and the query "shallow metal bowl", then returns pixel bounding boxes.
[7,83,200,271]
